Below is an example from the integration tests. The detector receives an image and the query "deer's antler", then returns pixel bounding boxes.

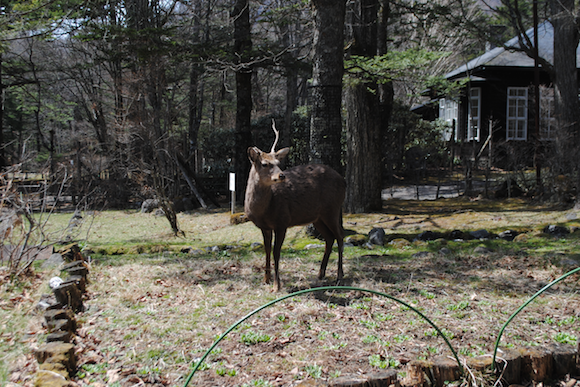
[270,119,280,153]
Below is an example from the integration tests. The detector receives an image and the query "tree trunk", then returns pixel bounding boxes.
[310,0,346,174]
[377,0,394,182]
[550,0,580,195]
[188,63,203,164]
[0,53,5,168]
[345,84,383,212]
[344,0,387,213]
[551,0,579,137]
[278,4,298,151]
[233,0,253,202]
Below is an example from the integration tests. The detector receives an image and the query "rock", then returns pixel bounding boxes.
[543,225,570,236]
[140,198,160,213]
[42,254,65,269]
[305,244,325,249]
[345,234,367,246]
[305,224,323,240]
[417,230,442,241]
[439,247,452,256]
[513,233,529,242]
[448,230,466,240]
[49,277,63,289]
[368,227,386,245]
[470,229,491,239]
[180,247,204,255]
[559,258,580,268]
[499,230,519,241]
[388,238,410,248]
[474,245,493,254]
[412,251,430,258]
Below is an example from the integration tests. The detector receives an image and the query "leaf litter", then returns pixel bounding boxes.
[3,202,580,387]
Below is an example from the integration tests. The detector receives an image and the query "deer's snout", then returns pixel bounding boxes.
[272,172,285,182]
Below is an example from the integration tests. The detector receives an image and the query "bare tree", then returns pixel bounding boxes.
[309,0,346,173]
[233,0,253,202]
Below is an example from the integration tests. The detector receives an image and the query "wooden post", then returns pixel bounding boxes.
[229,172,236,214]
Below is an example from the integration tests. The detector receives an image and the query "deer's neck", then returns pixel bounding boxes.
[244,169,273,219]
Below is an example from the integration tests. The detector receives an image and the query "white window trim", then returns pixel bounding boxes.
[539,86,555,141]
[468,87,481,141]
[438,98,458,141]
[506,87,528,141]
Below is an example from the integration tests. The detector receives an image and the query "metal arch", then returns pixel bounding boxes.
[183,285,463,387]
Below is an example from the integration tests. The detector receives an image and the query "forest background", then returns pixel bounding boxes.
[0,0,579,235]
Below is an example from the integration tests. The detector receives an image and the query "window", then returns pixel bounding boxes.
[539,86,555,140]
[468,88,481,141]
[506,87,528,140]
[439,98,458,141]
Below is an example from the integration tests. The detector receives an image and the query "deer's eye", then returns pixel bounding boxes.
[261,163,269,168]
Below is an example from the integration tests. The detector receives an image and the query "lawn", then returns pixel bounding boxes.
[2,197,580,387]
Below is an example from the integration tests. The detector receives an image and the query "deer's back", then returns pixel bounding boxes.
[267,164,345,228]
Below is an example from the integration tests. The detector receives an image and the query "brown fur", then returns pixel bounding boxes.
[244,146,346,291]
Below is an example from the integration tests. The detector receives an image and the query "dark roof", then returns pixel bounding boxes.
[446,21,580,80]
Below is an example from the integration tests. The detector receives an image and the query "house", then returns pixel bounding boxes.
[415,21,580,167]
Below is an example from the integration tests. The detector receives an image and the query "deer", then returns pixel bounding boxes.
[244,121,346,292]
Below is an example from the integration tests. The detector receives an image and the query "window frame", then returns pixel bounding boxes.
[438,98,458,141]
[467,87,481,141]
[506,87,528,141]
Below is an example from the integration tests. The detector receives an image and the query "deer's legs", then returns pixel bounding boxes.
[262,229,273,284]
[336,233,344,281]
[313,221,334,280]
[314,218,344,282]
[272,228,287,292]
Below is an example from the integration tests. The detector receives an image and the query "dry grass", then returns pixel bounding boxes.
[3,198,580,387]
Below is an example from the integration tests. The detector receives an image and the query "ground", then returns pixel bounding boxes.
[3,197,580,387]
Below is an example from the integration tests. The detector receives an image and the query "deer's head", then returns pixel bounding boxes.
[248,146,290,186]
[247,120,290,186]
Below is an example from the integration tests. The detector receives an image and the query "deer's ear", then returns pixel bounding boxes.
[247,147,262,163]
[276,147,290,160]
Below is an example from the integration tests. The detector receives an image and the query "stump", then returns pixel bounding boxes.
[57,243,83,262]
[549,343,577,377]
[34,342,76,376]
[403,359,430,387]
[53,282,83,313]
[62,261,89,281]
[520,346,552,382]
[495,348,522,385]
[46,319,75,333]
[430,356,460,387]
[61,275,86,294]
[467,355,493,371]
[44,308,75,325]
[46,330,72,343]
[329,375,368,386]
[34,370,76,387]
[367,370,399,386]
[295,381,327,387]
